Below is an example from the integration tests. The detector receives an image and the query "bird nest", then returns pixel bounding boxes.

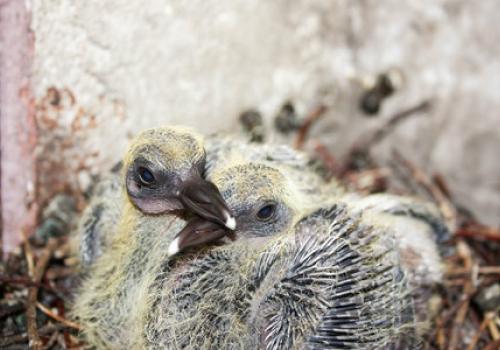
[1,103,499,349]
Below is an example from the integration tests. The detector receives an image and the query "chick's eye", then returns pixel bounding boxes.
[256,203,276,221]
[138,166,155,185]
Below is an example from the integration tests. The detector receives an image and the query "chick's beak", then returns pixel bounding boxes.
[168,217,228,256]
[179,174,235,230]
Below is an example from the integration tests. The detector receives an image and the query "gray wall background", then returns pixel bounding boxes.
[31,0,500,227]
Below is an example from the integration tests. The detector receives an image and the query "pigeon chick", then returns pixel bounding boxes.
[72,125,241,348]
[206,134,446,290]
[146,203,417,349]
[176,133,447,326]
[75,126,235,267]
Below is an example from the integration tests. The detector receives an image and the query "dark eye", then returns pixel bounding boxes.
[256,203,277,221]
[137,166,155,185]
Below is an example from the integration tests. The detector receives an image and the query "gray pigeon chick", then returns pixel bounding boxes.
[72,125,240,349]
[145,203,417,349]
[206,134,448,285]
[169,138,449,343]
[74,126,235,267]
[168,135,447,330]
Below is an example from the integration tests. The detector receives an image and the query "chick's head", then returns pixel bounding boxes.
[212,163,299,238]
[123,126,234,228]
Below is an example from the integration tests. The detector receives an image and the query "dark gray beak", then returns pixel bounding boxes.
[179,175,236,230]
[167,217,231,256]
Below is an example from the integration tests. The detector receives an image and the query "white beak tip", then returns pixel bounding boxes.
[167,237,180,257]
[225,216,236,230]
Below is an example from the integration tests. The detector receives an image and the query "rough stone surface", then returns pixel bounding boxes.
[31,0,500,226]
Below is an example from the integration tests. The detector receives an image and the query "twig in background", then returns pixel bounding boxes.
[23,230,35,277]
[41,330,60,350]
[467,312,496,350]
[488,317,500,341]
[36,302,82,331]
[456,224,500,242]
[357,99,432,152]
[26,238,58,350]
[435,316,446,350]
[294,105,328,149]
[312,141,338,180]
[0,323,70,348]
[446,266,500,276]
[432,173,452,199]
[447,241,476,350]
[392,150,458,232]
[332,100,431,181]
[482,339,500,350]
[45,266,75,280]
[0,276,59,292]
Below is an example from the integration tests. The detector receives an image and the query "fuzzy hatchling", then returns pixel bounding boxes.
[72,126,234,348]
[146,204,416,349]
[205,135,447,300]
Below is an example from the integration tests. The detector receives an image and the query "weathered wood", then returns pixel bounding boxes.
[0,0,37,254]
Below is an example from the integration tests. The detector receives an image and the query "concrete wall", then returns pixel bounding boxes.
[30,0,500,229]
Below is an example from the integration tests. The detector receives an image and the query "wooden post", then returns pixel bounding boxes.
[0,0,38,256]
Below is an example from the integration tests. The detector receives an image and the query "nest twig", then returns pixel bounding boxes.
[1,235,80,349]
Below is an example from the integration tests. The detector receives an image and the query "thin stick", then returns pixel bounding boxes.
[23,230,35,277]
[45,266,76,280]
[392,150,458,232]
[36,302,82,331]
[312,141,337,179]
[447,241,475,350]
[467,312,495,350]
[482,339,500,350]
[446,266,500,276]
[488,317,500,340]
[294,105,328,149]
[0,323,69,347]
[358,100,431,150]
[435,315,446,350]
[41,330,59,350]
[0,276,59,292]
[456,225,500,242]
[26,238,58,350]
